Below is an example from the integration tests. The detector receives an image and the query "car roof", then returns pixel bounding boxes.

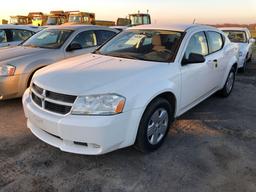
[0,24,39,31]
[127,24,216,32]
[219,27,249,31]
[45,24,118,32]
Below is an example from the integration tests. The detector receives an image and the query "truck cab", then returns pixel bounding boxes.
[129,13,151,26]
[46,11,67,25]
[10,16,30,25]
[66,11,95,25]
[29,12,47,26]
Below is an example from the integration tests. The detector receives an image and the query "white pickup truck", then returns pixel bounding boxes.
[23,24,239,155]
[220,27,255,72]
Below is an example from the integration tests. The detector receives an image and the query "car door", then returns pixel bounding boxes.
[180,31,218,110]
[65,30,98,58]
[0,29,9,47]
[205,31,226,85]
[8,29,35,46]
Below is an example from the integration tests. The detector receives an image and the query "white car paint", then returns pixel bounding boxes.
[23,24,238,155]
[0,25,40,48]
[220,27,255,69]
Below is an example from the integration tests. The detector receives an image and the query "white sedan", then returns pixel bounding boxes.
[23,24,238,155]
[0,25,40,48]
[220,27,255,72]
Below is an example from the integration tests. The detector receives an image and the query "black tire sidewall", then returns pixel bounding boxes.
[223,68,235,96]
[135,98,173,152]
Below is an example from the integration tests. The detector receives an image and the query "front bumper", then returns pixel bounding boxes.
[0,74,28,100]
[22,89,143,155]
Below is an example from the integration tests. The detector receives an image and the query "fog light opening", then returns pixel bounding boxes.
[73,141,88,147]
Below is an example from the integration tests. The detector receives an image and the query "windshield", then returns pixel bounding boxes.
[47,17,57,25]
[10,18,18,24]
[69,16,81,23]
[97,30,183,62]
[130,16,143,25]
[223,30,247,43]
[23,29,73,49]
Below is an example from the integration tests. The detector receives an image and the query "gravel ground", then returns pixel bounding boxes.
[0,56,256,192]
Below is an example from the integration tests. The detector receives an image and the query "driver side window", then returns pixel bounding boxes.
[71,31,97,49]
[184,32,208,60]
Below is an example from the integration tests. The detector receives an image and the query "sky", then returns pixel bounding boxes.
[0,0,256,24]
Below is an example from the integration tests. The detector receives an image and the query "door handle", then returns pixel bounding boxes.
[213,59,218,68]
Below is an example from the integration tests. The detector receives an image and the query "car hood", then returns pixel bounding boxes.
[34,54,163,95]
[0,46,53,63]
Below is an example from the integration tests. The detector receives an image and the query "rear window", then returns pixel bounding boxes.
[223,30,247,43]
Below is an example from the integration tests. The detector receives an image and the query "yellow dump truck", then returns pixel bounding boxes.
[95,20,115,26]
[116,18,131,26]
[65,11,95,25]
[28,12,47,26]
[10,16,31,25]
[46,10,67,25]
[1,19,8,24]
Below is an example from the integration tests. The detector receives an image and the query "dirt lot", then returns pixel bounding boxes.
[1,56,256,192]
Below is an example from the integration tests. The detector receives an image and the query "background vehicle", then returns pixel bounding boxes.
[22,24,238,155]
[46,10,67,25]
[1,19,8,24]
[28,12,47,26]
[10,16,31,25]
[129,12,151,26]
[66,11,95,25]
[220,27,255,72]
[95,20,115,26]
[0,25,118,100]
[116,18,131,26]
[0,25,39,48]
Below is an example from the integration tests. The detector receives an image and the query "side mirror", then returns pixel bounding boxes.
[66,43,82,52]
[182,53,205,65]
[249,38,255,44]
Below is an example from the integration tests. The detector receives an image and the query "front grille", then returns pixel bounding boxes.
[45,101,72,115]
[31,83,77,115]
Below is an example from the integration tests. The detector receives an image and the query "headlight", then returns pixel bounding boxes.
[0,65,16,76]
[72,94,126,115]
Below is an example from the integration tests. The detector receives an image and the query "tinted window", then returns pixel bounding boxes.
[96,30,117,45]
[0,30,7,43]
[71,31,97,48]
[184,32,208,60]
[98,30,183,62]
[10,29,34,42]
[206,31,224,53]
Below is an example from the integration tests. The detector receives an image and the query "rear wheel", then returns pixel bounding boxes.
[219,67,236,97]
[135,98,174,153]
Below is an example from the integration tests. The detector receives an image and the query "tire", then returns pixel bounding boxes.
[239,60,247,73]
[135,98,174,153]
[219,67,236,97]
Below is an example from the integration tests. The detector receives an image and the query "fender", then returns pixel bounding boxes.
[122,78,180,147]
[220,55,237,89]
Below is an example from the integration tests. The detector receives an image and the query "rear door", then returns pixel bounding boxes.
[205,31,226,86]
[180,31,217,110]
[95,30,117,46]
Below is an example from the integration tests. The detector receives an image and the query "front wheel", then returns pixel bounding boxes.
[219,67,236,97]
[135,98,174,153]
